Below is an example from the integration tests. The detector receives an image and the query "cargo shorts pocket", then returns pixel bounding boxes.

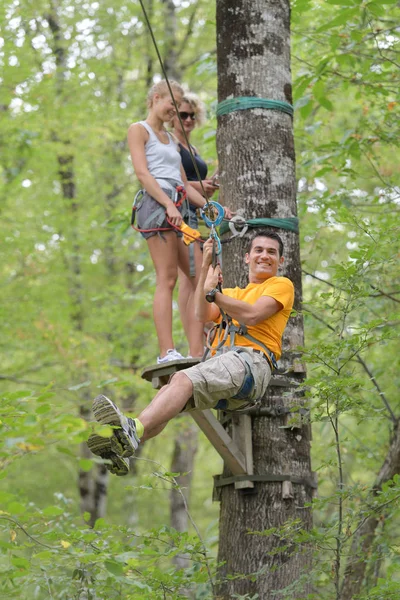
[203,352,247,400]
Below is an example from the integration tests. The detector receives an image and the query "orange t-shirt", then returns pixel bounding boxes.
[212,277,294,359]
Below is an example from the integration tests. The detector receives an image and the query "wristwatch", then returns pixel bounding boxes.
[205,288,220,303]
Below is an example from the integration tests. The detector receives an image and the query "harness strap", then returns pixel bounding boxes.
[132,184,187,232]
[228,323,278,371]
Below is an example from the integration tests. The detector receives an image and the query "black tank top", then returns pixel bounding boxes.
[179,143,208,181]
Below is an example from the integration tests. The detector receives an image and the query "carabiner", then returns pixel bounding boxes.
[200,201,225,228]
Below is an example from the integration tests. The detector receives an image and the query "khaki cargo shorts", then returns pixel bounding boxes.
[181,347,272,412]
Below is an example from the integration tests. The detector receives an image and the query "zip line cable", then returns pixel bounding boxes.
[138,0,212,209]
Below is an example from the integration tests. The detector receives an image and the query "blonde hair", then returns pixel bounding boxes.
[147,79,184,108]
[180,92,206,126]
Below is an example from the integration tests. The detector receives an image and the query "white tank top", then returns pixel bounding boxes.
[137,121,183,188]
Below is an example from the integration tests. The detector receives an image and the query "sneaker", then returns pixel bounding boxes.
[92,394,140,458]
[157,349,184,364]
[87,433,130,476]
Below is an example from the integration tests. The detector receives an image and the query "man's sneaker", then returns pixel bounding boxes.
[157,349,184,364]
[92,394,140,458]
[87,433,130,476]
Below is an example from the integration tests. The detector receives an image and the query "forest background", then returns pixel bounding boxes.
[0,0,399,598]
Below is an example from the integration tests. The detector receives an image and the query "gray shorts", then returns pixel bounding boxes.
[135,189,183,240]
[181,347,272,412]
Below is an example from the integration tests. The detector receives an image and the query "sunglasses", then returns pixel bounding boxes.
[179,111,196,121]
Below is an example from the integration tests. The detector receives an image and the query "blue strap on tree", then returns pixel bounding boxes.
[216,96,294,118]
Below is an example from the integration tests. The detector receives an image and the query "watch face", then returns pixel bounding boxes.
[206,289,216,303]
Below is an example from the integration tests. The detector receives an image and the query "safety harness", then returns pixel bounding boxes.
[131,180,186,233]
[204,286,279,411]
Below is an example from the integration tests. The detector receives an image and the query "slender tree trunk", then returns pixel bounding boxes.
[216,1,312,597]
[162,0,179,80]
[340,422,400,600]
[170,420,198,568]
[159,7,200,545]
[47,2,108,525]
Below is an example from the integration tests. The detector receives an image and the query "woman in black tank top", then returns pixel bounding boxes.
[171,94,220,358]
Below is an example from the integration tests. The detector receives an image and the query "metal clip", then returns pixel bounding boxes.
[229,214,248,238]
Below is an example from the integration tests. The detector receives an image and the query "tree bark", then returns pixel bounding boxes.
[159,6,200,549]
[216,1,312,597]
[47,3,108,525]
[340,421,400,600]
[170,420,199,568]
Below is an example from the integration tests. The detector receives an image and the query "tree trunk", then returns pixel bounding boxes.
[340,422,400,600]
[216,1,313,597]
[162,0,180,80]
[159,4,200,548]
[170,420,199,568]
[47,3,108,525]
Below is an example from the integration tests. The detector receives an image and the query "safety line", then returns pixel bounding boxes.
[138,0,211,207]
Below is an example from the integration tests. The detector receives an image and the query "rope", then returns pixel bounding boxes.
[219,217,299,236]
[217,97,293,118]
[137,0,211,207]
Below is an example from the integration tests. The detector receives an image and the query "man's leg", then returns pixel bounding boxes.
[90,372,193,464]
[137,372,193,433]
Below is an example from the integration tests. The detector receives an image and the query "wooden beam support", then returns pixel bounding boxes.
[231,414,254,489]
[190,409,247,475]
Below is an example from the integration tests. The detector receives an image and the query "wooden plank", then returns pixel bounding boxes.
[190,409,248,475]
[232,414,254,490]
[141,358,201,388]
[270,374,300,387]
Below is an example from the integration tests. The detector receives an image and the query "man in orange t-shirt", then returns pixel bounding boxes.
[88,231,294,475]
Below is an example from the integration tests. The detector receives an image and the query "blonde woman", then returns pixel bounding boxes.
[128,81,207,364]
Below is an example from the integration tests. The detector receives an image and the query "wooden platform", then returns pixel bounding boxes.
[140,359,303,489]
[141,357,201,388]
[141,358,251,478]
[141,359,297,389]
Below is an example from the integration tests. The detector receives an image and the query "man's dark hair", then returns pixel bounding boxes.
[246,230,284,257]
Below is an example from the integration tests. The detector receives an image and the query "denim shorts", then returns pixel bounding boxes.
[135,189,183,240]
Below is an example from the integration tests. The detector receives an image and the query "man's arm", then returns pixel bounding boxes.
[213,293,282,326]
[194,239,221,323]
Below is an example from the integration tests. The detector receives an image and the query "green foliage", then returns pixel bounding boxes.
[1,0,399,597]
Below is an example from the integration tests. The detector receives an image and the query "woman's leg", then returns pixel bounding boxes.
[147,232,179,358]
[177,241,204,357]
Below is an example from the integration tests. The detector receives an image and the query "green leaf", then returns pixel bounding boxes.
[36,392,55,403]
[326,0,357,4]
[104,560,124,576]
[79,458,93,472]
[11,557,31,570]
[33,551,54,560]
[56,445,76,457]
[35,404,51,414]
[68,380,91,391]
[43,505,64,517]
[317,7,359,31]
[94,517,107,529]
[97,377,118,387]
[7,502,26,515]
